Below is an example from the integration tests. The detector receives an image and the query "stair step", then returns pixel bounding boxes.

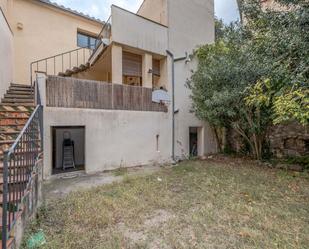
[1,98,34,103]
[58,72,66,77]
[0,209,15,229]
[65,69,74,76]
[7,89,34,95]
[72,67,80,73]
[0,140,15,146]
[0,119,27,126]
[0,103,35,108]
[8,87,33,92]
[0,237,15,249]
[4,94,34,99]
[10,83,32,88]
[0,149,41,161]
[0,113,30,119]
[79,63,90,71]
[0,135,18,143]
[0,131,22,135]
[0,191,24,204]
[0,126,26,133]
[0,108,32,113]
[0,173,32,185]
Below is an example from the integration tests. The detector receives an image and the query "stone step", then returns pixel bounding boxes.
[0,103,35,108]
[0,149,41,160]
[0,131,21,135]
[0,207,15,230]
[0,105,34,111]
[3,94,34,99]
[0,140,15,146]
[7,89,34,95]
[10,83,32,88]
[8,87,33,92]
[0,134,18,143]
[0,112,30,119]
[0,237,15,249]
[0,119,27,126]
[64,69,74,76]
[0,126,26,135]
[1,98,34,104]
[0,190,23,204]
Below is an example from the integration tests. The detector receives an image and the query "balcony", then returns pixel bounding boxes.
[111,5,168,55]
[40,76,167,113]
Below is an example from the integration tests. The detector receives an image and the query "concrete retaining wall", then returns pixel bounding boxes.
[43,107,173,179]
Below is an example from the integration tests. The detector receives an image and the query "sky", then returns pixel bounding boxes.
[52,0,240,24]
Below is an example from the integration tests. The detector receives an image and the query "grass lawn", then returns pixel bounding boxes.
[23,159,309,249]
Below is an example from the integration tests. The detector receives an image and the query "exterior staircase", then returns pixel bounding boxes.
[0,83,35,249]
[58,62,90,77]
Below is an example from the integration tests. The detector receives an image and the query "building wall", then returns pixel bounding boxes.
[167,0,217,158]
[43,107,172,179]
[0,0,8,15]
[111,5,168,56]
[36,73,172,179]
[0,5,13,99]
[137,0,168,26]
[7,0,102,84]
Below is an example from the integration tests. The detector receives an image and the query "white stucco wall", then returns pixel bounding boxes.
[0,7,13,99]
[37,0,217,178]
[137,0,168,26]
[168,0,215,55]
[111,5,168,56]
[167,0,217,158]
[42,107,172,179]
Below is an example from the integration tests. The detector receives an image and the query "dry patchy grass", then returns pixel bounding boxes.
[22,160,309,249]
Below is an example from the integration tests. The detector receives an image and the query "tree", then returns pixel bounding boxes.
[188,0,309,159]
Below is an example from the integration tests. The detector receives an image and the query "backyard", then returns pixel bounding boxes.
[23,158,309,249]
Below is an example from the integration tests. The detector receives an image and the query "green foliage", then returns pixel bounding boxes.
[188,0,308,159]
[273,86,309,125]
[286,156,309,169]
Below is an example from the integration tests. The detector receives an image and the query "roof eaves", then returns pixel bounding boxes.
[37,0,104,24]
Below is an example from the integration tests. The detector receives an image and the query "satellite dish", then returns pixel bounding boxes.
[102,38,110,46]
[152,89,171,104]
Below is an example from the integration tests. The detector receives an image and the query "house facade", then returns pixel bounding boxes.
[0,1,218,245]
[1,0,217,180]
[34,0,217,179]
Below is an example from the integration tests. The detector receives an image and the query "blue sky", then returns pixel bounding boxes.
[53,0,240,23]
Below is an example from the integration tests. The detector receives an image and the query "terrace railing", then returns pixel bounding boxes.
[46,76,167,112]
[30,47,93,86]
[1,105,43,249]
[90,15,112,61]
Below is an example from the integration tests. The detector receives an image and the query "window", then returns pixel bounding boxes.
[122,51,143,86]
[152,59,161,88]
[77,32,100,50]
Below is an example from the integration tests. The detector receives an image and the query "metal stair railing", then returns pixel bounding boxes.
[1,104,43,249]
[30,47,93,86]
[89,15,111,62]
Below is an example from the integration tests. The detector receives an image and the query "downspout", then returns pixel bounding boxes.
[166,50,175,161]
[166,50,188,162]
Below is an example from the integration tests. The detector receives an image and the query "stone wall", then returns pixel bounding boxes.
[227,122,309,158]
[269,122,309,158]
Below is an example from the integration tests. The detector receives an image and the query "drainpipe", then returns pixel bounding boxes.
[166,50,190,162]
[166,50,175,161]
